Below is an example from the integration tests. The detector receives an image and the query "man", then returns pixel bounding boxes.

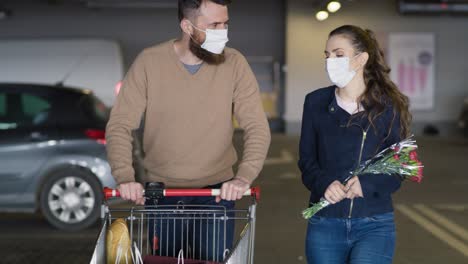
[106,0,271,260]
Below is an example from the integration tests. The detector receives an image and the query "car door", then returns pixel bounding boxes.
[0,85,59,207]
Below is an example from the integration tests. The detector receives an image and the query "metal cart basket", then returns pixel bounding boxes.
[90,183,259,264]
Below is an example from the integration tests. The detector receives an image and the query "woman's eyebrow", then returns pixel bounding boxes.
[324,48,343,54]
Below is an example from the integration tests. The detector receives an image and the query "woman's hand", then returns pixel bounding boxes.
[345,176,364,199]
[324,180,347,204]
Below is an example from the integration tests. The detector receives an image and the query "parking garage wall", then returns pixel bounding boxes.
[286,0,468,136]
[0,0,285,71]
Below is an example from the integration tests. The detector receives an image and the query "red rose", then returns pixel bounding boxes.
[417,165,423,178]
[415,175,423,183]
[408,164,423,183]
[393,154,400,160]
[409,151,418,161]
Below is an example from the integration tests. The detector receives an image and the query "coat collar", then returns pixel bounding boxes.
[327,87,370,130]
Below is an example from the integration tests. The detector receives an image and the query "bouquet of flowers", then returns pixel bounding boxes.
[302,136,424,219]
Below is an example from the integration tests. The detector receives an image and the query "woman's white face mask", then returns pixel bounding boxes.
[326,54,361,88]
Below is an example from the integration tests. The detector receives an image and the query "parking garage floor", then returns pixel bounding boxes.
[1,134,468,264]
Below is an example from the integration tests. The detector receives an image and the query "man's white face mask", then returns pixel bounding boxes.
[189,21,229,54]
[326,54,361,88]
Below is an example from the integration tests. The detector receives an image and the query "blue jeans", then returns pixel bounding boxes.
[146,193,235,262]
[306,212,396,264]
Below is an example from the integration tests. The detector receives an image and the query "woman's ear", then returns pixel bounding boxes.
[359,52,370,67]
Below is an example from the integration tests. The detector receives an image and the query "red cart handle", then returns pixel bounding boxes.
[103,187,261,201]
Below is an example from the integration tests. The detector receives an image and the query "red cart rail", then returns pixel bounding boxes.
[103,187,261,201]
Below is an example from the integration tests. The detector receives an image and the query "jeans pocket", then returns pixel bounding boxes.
[367,212,394,222]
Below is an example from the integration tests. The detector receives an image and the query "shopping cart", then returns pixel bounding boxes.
[90,182,260,264]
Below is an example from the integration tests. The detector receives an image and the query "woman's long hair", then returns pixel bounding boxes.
[329,25,412,139]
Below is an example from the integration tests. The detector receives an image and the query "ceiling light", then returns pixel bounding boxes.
[316,11,329,21]
[327,1,341,13]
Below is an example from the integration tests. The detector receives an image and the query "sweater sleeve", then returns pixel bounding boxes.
[359,110,403,197]
[232,53,271,184]
[106,52,148,184]
[298,94,335,197]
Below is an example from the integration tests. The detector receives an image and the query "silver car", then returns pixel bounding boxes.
[0,83,117,231]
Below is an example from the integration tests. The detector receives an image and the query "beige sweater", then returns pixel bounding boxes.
[106,40,271,188]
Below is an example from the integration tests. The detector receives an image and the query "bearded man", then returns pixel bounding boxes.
[105,0,271,260]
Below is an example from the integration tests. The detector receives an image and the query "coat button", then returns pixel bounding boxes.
[330,107,335,112]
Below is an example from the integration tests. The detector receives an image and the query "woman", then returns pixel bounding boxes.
[298,25,412,264]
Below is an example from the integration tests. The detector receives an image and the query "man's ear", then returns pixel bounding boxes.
[180,19,193,35]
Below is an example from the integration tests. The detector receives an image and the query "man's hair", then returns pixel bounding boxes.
[178,0,231,22]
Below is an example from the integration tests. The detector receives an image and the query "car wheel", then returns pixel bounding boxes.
[40,167,102,231]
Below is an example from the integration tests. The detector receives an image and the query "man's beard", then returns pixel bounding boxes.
[189,33,226,65]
